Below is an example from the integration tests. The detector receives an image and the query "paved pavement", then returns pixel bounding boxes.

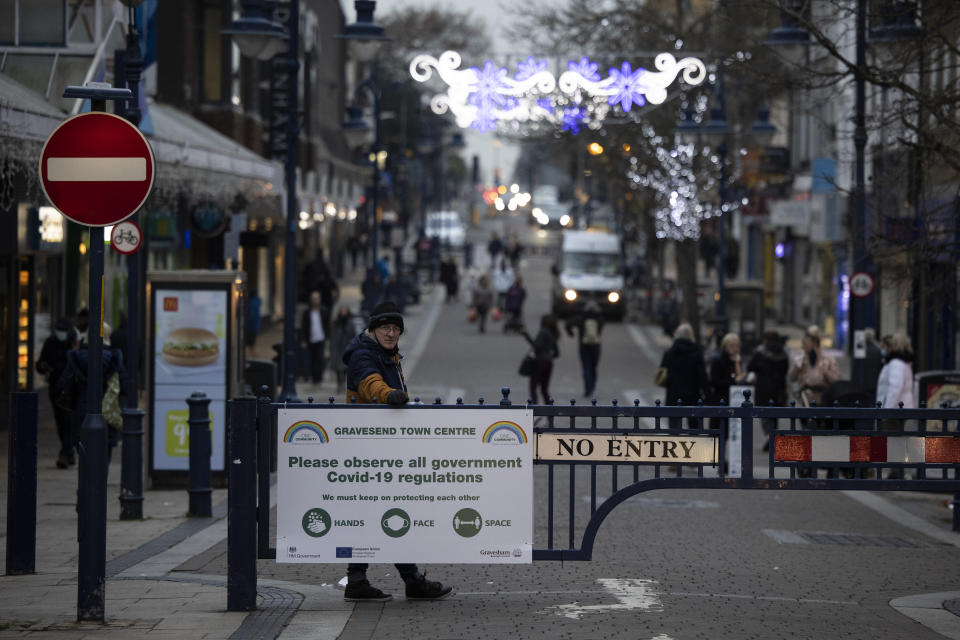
[2,248,960,638]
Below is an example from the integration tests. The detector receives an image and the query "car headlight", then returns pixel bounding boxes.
[564,289,578,302]
[559,214,570,227]
[608,291,620,303]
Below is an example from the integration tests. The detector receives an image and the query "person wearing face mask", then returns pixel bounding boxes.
[788,325,840,407]
[37,317,76,468]
[339,301,454,602]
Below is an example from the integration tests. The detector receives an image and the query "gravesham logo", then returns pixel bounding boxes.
[284,420,329,444]
[482,421,527,445]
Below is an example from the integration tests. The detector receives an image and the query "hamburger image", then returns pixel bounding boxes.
[162,327,220,366]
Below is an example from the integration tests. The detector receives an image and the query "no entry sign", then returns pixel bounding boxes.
[39,112,155,226]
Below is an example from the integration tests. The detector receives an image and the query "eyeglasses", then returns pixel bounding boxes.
[375,325,401,335]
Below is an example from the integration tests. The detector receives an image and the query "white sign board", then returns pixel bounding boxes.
[853,329,866,359]
[769,200,812,234]
[276,408,534,564]
[850,271,874,298]
[727,385,754,478]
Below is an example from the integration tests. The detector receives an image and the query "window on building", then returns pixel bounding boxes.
[0,0,66,46]
[201,3,222,102]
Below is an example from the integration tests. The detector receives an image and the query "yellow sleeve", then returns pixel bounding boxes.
[358,373,393,404]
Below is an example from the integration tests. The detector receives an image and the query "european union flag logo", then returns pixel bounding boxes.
[335,547,353,558]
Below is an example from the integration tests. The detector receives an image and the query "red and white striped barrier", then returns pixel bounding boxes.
[774,435,960,464]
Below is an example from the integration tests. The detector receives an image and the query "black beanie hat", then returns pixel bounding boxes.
[368,301,404,334]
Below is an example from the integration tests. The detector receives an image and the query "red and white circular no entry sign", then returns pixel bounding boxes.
[39,111,155,227]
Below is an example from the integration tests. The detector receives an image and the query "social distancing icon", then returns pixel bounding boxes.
[453,508,482,537]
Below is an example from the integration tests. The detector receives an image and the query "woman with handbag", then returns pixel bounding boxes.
[521,314,560,405]
[788,326,839,407]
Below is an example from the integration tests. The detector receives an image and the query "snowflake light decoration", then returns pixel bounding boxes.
[409,50,706,134]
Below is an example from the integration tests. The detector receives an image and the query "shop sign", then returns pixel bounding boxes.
[190,204,229,237]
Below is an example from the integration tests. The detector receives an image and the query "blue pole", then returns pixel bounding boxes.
[6,391,38,575]
[228,396,258,611]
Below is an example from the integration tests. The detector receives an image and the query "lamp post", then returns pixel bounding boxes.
[339,0,390,270]
[224,0,298,401]
[343,87,382,268]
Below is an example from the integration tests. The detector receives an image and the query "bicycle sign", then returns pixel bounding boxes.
[110,219,142,255]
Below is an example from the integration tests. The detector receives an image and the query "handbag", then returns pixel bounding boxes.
[467,307,478,323]
[653,367,668,387]
[102,371,122,429]
[518,353,535,377]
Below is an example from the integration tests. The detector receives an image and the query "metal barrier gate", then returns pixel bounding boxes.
[248,389,960,563]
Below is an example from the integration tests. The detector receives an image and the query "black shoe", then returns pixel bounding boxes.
[56,455,69,469]
[344,580,393,602]
[405,574,454,600]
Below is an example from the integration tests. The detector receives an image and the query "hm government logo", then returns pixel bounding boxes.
[482,421,527,445]
[284,420,329,444]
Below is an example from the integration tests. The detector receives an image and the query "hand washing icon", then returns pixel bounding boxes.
[301,508,331,538]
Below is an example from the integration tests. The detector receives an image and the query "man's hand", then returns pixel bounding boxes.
[386,389,409,405]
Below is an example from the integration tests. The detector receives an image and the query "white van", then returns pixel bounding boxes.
[552,230,625,320]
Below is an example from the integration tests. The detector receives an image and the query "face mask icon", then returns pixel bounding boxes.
[382,515,408,531]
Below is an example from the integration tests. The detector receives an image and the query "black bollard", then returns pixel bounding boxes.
[118,407,144,520]
[954,492,960,533]
[228,396,258,611]
[6,392,38,575]
[186,392,212,517]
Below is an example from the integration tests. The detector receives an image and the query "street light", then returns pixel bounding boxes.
[339,0,390,271]
[224,0,300,402]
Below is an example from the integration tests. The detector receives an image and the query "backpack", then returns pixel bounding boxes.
[582,318,600,345]
[102,371,122,430]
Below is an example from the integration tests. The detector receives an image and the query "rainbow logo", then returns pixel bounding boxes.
[283,421,329,444]
[482,421,527,445]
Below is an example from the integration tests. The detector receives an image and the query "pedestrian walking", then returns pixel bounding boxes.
[788,326,840,407]
[521,314,560,405]
[361,266,384,314]
[56,324,122,464]
[340,301,454,602]
[439,257,459,302]
[503,275,526,333]
[565,301,604,398]
[487,232,503,263]
[506,234,523,269]
[876,332,915,409]
[36,316,75,468]
[300,291,327,384]
[709,333,744,405]
[746,331,789,450]
[471,274,494,333]
[492,258,515,310]
[658,322,709,428]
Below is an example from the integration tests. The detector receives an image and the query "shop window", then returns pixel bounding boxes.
[0,0,66,46]
[201,4,223,103]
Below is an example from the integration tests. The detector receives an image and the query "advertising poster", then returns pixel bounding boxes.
[151,287,228,471]
[727,385,754,478]
[276,408,534,564]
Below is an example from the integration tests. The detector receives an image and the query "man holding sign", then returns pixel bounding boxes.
[340,301,454,601]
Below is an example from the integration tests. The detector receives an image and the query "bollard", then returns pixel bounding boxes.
[228,396,258,611]
[186,392,212,517]
[119,407,145,520]
[6,392,38,575]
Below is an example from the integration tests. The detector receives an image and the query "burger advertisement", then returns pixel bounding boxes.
[151,287,228,472]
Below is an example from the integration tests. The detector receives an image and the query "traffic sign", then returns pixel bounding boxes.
[39,112,155,227]
[110,220,143,255]
[850,271,874,298]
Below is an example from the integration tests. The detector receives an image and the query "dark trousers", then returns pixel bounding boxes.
[476,305,489,332]
[348,562,419,584]
[579,344,600,396]
[308,340,325,383]
[529,359,553,404]
[49,389,73,460]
